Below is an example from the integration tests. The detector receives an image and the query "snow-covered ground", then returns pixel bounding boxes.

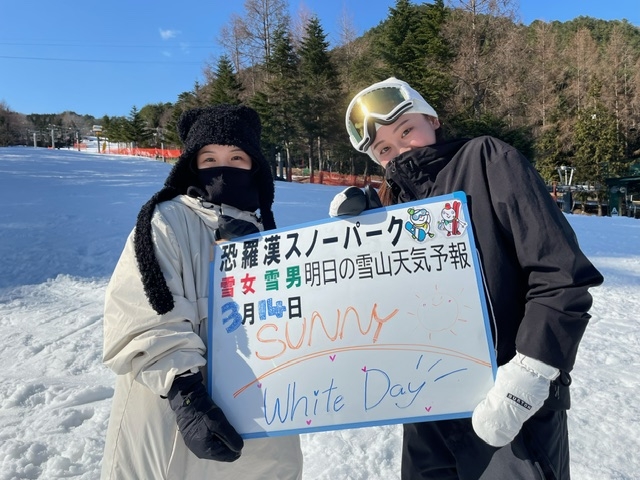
[0,146,638,479]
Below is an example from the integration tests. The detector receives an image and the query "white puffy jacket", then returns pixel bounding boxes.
[101,195,303,480]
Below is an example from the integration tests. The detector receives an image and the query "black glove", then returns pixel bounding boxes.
[364,185,383,209]
[328,185,383,217]
[215,215,260,241]
[167,371,244,462]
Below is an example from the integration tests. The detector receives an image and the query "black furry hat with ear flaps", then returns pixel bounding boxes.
[133,104,276,315]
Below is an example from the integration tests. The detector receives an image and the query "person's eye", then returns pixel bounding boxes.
[401,127,413,138]
[379,146,390,156]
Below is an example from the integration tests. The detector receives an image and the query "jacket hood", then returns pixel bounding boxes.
[133,104,276,315]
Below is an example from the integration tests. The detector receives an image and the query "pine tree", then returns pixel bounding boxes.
[163,90,200,147]
[127,106,152,147]
[374,0,452,112]
[252,26,301,180]
[208,55,243,105]
[375,0,422,82]
[0,102,21,146]
[535,124,567,184]
[573,92,626,214]
[298,16,341,177]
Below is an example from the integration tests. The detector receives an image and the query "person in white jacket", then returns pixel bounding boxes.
[101,104,303,480]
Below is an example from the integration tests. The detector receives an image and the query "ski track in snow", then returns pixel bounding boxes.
[0,277,113,480]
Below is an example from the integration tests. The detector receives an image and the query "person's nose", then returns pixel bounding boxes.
[399,136,425,156]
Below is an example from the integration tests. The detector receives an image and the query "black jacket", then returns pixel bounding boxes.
[385,136,603,373]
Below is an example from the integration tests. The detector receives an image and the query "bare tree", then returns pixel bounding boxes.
[444,0,518,118]
[567,28,599,113]
[336,6,357,48]
[218,14,249,74]
[243,0,289,65]
[601,25,636,153]
[218,0,290,95]
[290,2,312,49]
[631,56,640,153]
[489,20,529,126]
[528,21,562,128]
[334,5,362,90]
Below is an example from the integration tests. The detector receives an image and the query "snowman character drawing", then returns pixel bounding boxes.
[405,207,436,242]
[437,201,468,236]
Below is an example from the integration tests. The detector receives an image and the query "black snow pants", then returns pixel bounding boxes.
[401,407,570,480]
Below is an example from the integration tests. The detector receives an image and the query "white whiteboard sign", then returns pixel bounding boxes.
[208,191,496,438]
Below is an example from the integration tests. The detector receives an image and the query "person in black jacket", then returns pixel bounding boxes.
[332,77,603,480]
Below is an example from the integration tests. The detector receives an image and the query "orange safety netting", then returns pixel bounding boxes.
[302,171,381,188]
[71,144,381,187]
[105,147,182,158]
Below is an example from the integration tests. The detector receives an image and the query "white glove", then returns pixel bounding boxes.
[472,352,559,447]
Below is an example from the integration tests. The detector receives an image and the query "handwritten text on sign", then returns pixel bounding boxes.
[208,191,496,438]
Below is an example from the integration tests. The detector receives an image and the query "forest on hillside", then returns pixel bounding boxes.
[1,0,639,199]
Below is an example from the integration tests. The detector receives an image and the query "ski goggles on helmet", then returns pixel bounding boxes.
[345,78,438,154]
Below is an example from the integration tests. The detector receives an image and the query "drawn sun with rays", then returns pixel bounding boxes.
[407,284,471,339]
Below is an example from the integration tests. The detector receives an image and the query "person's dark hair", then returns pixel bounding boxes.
[377,180,396,206]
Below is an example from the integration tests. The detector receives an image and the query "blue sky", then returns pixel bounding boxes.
[1,0,638,118]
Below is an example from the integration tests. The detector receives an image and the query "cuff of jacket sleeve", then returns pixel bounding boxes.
[516,351,560,381]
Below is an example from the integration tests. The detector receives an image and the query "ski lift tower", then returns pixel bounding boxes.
[557,166,575,213]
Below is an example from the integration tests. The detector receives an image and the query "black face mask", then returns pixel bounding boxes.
[195,167,260,212]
